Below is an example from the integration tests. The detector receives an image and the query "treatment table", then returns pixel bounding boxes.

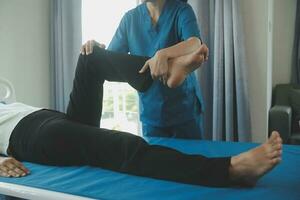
[0,137,299,200]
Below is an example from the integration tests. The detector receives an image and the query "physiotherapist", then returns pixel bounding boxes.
[81,0,205,139]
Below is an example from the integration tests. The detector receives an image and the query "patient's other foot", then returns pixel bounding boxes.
[167,44,208,88]
[229,131,283,186]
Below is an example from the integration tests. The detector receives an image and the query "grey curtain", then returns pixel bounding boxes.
[291,0,300,84]
[189,0,251,142]
[50,0,82,112]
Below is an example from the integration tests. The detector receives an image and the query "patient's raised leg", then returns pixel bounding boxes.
[67,47,152,127]
[67,45,207,126]
[229,131,283,186]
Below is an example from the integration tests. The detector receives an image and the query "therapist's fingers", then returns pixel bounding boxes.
[82,40,98,55]
[159,77,163,84]
[88,40,100,54]
[139,61,150,73]
[200,44,209,60]
[98,43,106,49]
[203,45,209,60]
[80,46,85,55]
[86,40,92,55]
[81,44,88,55]
[161,76,167,85]
[162,73,169,85]
[81,42,89,55]
[158,72,168,85]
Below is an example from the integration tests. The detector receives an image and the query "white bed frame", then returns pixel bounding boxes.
[0,78,16,103]
[0,182,94,200]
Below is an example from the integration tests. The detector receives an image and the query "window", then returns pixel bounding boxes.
[82,0,140,135]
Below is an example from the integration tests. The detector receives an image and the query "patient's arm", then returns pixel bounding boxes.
[0,156,29,178]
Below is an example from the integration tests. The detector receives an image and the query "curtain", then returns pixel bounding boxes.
[189,0,251,142]
[50,0,82,112]
[291,0,300,84]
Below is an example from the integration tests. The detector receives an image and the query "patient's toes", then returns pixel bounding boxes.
[273,131,280,139]
[273,131,280,137]
[275,143,282,150]
[271,137,281,146]
[267,152,274,159]
[265,144,274,153]
[268,133,277,144]
[272,150,281,158]
[271,157,281,164]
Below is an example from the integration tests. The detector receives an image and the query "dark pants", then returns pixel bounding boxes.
[9,47,231,187]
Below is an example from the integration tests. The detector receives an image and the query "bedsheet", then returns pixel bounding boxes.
[0,137,299,200]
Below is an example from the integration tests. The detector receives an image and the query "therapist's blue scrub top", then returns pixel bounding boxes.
[108,0,204,129]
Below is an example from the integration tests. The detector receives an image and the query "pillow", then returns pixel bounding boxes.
[289,89,300,133]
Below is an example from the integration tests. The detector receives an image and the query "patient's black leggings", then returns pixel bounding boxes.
[9,47,231,187]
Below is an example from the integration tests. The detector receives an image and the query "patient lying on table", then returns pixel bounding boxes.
[0,47,282,187]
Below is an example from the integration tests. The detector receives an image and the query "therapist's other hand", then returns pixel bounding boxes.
[201,43,209,61]
[81,40,106,55]
[139,50,169,85]
[0,156,30,178]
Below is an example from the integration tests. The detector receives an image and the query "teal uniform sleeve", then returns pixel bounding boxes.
[108,14,129,53]
[177,4,201,41]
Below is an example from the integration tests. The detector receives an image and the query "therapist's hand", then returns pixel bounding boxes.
[139,50,169,85]
[0,156,30,178]
[81,40,106,55]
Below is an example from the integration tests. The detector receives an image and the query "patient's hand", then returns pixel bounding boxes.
[0,156,29,178]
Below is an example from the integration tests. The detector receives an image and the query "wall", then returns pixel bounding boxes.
[240,0,297,142]
[240,0,270,142]
[272,0,297,87]
[0,0,50,108]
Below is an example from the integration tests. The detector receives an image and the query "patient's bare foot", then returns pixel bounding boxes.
[229,131,283,186]
[167,44,209,88]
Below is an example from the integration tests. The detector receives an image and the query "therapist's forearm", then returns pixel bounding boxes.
[158,37,202,59]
